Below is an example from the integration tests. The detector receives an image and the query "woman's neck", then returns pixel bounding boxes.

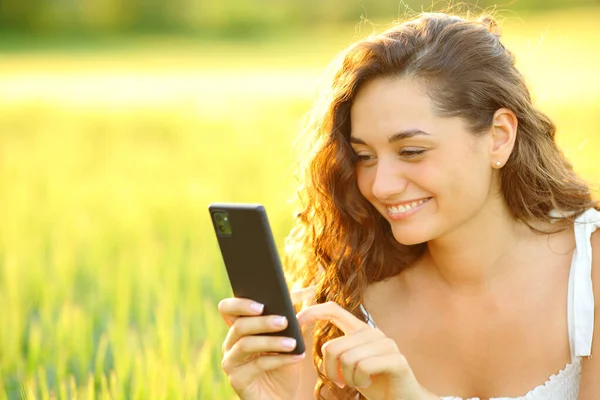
[423,202,537,292]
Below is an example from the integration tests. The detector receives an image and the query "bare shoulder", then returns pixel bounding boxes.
[578,229,600,398]
[363,277,392,302]
[363,269,413,306]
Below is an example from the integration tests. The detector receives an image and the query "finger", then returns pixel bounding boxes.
[322,335,345,388]
[296,301,368,334]
[227,353,306,390]
[222,315,289,353]
[353,352,414,389]
[218,298,264,326]
[340,338,398,388]
[222,335,299,371]
[321,328,383,387]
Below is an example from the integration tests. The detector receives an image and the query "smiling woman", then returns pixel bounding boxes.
[217,11,600,400]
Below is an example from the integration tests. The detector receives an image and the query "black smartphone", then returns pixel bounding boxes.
[209,203,305,355]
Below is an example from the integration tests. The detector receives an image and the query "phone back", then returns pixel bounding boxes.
[209,203,304,354]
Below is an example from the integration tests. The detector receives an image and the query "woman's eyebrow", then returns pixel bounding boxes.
[388,129,431,142]
[350,129,431,145]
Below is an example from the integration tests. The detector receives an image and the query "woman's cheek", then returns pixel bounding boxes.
[355,166,375,199]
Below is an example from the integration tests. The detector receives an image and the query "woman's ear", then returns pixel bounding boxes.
[489,108,518,168]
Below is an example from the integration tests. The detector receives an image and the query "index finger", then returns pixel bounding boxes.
[296,301,369,334]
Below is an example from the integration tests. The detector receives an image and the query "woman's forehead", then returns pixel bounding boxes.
[350,78,440,136]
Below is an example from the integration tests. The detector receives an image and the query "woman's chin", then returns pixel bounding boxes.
[391,230,430,246]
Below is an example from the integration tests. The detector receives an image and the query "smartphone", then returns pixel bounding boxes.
[209,203,305,355]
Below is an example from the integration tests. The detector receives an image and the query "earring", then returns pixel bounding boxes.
[495,161,502,167]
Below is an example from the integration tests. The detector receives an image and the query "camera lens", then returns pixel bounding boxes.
[213,212,231,236]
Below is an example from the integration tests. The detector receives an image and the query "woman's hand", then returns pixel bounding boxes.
[218,297,306,400]
[297,302,437,400]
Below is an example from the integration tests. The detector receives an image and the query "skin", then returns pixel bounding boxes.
[219,76,600,399]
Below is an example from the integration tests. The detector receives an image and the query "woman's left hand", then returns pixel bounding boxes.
[296,302,438,400]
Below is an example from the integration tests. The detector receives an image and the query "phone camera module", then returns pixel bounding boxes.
[213,211,232,236]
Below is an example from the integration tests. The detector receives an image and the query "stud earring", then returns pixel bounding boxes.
[495,161,502,167]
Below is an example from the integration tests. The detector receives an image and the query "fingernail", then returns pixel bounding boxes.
[250,302,264,313]
[335,382,345,389]
[281,338,296,349]
[272,316,286,327]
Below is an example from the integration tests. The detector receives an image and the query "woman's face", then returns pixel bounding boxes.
[350,77,497,245]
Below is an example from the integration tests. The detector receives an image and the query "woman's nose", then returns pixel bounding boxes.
[371,158,408,201]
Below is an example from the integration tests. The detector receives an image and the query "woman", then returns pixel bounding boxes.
[218,12,600,400]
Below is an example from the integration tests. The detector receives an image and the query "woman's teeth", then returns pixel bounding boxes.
[386,198,429,214]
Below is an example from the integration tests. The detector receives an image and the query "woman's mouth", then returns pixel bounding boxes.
[384,197,431,220]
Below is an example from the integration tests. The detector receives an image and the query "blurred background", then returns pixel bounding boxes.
[0,0,598,398]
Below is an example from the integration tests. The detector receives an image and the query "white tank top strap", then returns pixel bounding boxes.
[568,207,600,360]
[359,303,377,328]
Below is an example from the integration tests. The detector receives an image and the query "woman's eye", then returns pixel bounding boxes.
[399,148,426,158]
[356,154,375,162]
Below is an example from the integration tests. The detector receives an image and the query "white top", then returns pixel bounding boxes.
[357,208,599,400]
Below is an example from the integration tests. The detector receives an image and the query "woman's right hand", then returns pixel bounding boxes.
[219,297,307,400]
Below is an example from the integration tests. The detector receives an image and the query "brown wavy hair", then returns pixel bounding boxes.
[283,12,598,399]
